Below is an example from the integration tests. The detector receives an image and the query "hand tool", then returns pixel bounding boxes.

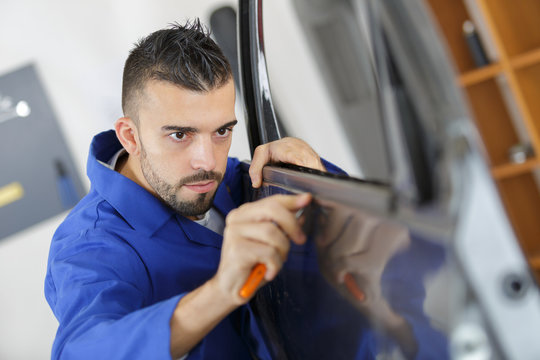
[239,203,314,299]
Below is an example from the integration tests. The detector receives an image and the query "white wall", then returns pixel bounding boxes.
[0,1,348,358]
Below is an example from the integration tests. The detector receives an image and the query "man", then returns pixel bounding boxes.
[44,20,337,359]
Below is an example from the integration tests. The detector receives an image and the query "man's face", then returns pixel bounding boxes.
[135,79,236,218]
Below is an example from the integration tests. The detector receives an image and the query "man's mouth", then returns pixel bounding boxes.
[183,181,216,194]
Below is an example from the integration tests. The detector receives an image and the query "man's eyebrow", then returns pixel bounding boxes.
[161,120,238,134]
[214,120,238,132]
[161,125,199,133]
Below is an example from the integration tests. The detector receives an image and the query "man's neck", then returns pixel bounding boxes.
[115,152,129,174]
[116,153,150,196]
[114,153,131,178]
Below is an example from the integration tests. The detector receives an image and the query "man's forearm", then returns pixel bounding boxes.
[169,277,238,358]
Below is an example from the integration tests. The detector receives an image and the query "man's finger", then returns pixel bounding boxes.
[227,194,312,244]
[249,144,270,188]
[249,138,326,188]
[230,222,291,261]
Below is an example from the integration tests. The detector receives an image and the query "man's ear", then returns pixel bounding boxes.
[115,117,140,156]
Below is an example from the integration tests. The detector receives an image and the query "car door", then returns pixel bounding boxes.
[236,0,540,358]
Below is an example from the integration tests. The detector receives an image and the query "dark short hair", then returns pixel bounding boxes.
[122,19,232,123]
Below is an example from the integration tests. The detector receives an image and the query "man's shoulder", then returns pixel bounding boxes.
[47,192,145,293]
[53,189,132,246]
[45,191,152,310]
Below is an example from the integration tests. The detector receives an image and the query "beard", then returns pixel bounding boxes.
[139,143,223,217]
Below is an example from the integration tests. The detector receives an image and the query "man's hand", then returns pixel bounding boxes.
[215,193,312,304]
[170,193,312,358]
[249,137,326,188]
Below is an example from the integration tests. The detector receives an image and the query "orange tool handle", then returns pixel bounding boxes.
[344,273,366,302]
[239,263,267,299]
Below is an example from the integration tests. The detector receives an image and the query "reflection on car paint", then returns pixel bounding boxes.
[245,180,448,359]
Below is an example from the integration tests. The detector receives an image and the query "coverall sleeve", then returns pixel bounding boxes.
[45,229,184,360]
[321,157,348,175]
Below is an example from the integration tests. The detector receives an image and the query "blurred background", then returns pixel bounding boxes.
[3,0,540,358]
[0,0,358,358]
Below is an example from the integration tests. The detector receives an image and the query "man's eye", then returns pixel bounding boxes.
[169,132,185,141]
[216,128,231,137]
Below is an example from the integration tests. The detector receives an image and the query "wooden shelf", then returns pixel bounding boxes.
[510,47,540,70]
[514,63,540,139]
[497,173,540,258]
[532,255,540,284]
[465,79,520,166]
[428,0,540,278]
[480,0,540,57]
[459,62,502,86]
[491,158,540,180]
[531,255,540,270]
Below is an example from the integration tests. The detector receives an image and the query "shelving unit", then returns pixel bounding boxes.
[458,63,502,86]
[426,0,540,281]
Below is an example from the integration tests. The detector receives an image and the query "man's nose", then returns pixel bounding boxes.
[190,136,216,171]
